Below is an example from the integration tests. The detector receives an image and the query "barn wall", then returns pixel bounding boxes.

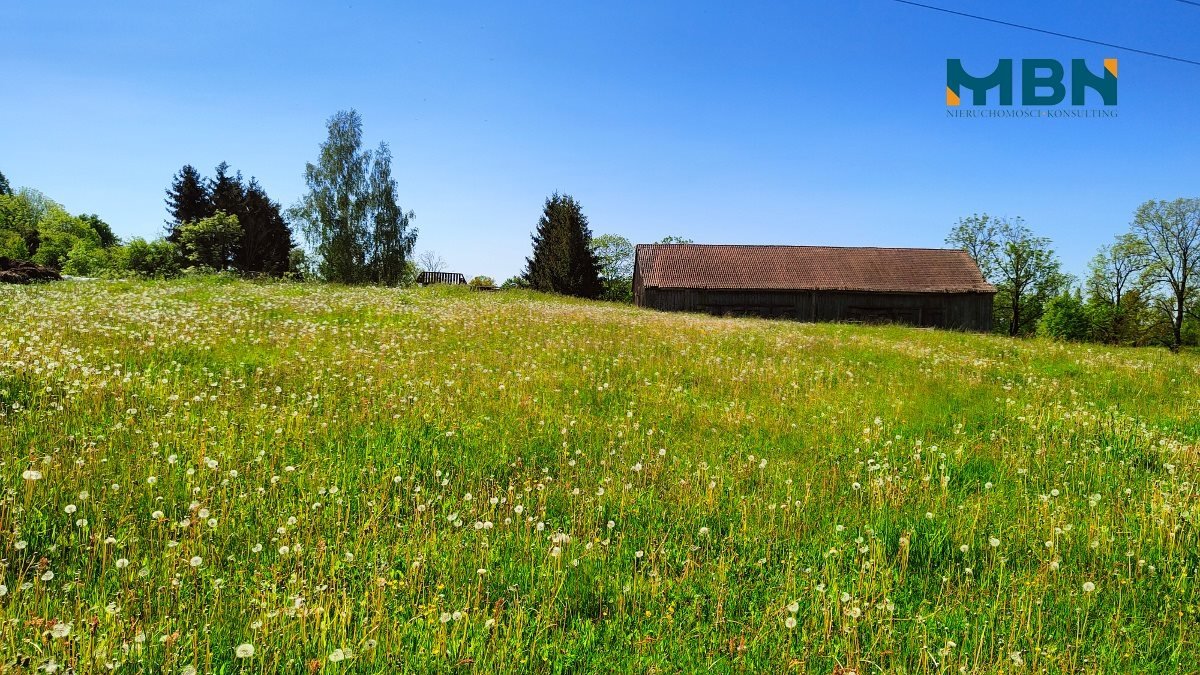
[639,288,994,331]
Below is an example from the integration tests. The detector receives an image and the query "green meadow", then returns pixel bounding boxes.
[2,277,1199,673]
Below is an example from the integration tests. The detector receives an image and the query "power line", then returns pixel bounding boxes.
[893,0,1200,67]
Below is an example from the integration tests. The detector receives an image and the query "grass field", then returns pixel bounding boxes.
[3,278,1200,673]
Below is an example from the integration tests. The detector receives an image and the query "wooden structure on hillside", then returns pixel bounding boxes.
[417,271,467,286]
[632,244,995,331]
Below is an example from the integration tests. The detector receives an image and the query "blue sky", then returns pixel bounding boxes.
[3,1,1198,282]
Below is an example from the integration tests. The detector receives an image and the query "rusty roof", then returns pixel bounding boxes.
[634,244,996,294]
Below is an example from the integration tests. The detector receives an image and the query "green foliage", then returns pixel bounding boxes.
[115,238,182,278]
[165,164,212,243]
[946,214,999,279]
[948,214,1065,336]
[0,169,10,195]
[1038,290,1092,341]
[1129,198,1200,351]
[286,247,313,280]
[523,193,603,298]
[1084,236,1158,346]
[1,191,119,272]
[77,213,119,248]
[179,211,240,270]
[593,233,634,302]
[367,143,417,285]
[291,110,417,285]
[0,190,45,256]
[166,164,293,275]
[0,227,29,259]
[500,275,529,289]
[32,207,102,270]
[469,275,496,288]
[235,178,294,276]
[62,240,113,277]
[657,235,694,244]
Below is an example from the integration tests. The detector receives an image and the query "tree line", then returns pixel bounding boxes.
[946,201,1200,351]
[6,115,1200,352]
[1,109,672,299]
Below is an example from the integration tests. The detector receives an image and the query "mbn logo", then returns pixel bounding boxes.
[946,59,1117,106]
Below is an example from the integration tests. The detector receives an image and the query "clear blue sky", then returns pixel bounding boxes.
[3,1,1198,282]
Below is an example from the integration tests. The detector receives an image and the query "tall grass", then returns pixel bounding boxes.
[2,277,1199,672]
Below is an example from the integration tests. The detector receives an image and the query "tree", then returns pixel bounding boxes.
[946,214,1000,279]
[416,250,446,273]
[292,110,417,284]
[32,207,101,270]
[993,221,1066,336]
[78,213,118,248]
[1087,234,1147,309]
[234,179,293,276]
[469,275,496,288]
[165,165,212,243]
[117,238,181,278]
[523,193,602,298]
[593,233,634,302]
[658,235,694,244]
[167,163,293,276]
[208,163,245,220]
[180,211,240,270]
[947,215,1064,336]
[367,143,417,285]
[1129,198,1200,351]
[1039,289,1092,341]
[1085,234,1148,344]
[0,170,10,196]
[13,188,54,256]
[0,192,40,258]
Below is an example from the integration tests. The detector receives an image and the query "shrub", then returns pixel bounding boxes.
[179,211,240,270]
[115,238,182,278]
[1039,291,1092,342]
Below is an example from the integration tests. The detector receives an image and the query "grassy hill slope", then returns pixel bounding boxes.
[2,278,1200,672]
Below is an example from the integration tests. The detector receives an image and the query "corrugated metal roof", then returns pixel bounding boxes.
[635,244,996,294]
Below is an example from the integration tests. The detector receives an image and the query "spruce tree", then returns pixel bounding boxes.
[523,193,602,298]
[0,170,10,196]
[164,165,212,242]
[235,179,294,276]
[209,162,246,219]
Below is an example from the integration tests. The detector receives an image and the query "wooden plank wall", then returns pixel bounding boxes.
[638,288,994,331]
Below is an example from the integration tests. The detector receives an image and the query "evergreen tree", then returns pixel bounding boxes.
[523,193,602,298]
[368,143,417,285]
[164,165,212,242]
[234,179,294,276]
[209,162,246,220]
[0,170,10,196]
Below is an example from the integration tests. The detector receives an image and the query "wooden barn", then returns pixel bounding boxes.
[632,244,995,331]
[417,271,467,285]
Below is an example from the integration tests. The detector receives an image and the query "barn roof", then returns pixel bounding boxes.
[634,244,996,294]
[417,271,467,285]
